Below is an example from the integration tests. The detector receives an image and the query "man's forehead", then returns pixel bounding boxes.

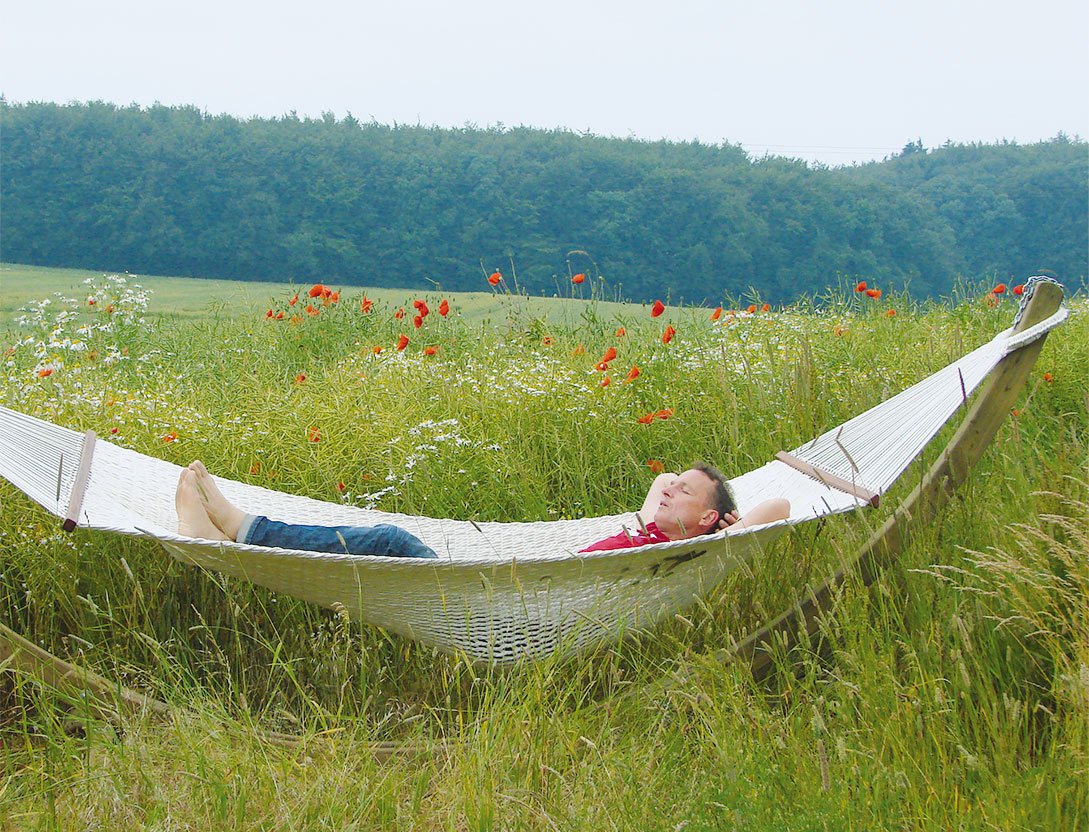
[679,469,715,490]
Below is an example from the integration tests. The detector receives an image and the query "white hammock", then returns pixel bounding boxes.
[0,285,1068,661]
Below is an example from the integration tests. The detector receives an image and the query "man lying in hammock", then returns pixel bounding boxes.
[175,461,790,558]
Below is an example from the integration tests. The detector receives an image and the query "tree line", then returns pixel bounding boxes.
[1,100,1085,303]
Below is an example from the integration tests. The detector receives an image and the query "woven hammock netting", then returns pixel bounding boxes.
[0,280,1068,660]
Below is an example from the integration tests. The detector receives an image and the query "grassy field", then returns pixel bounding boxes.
[0,268,1086,830]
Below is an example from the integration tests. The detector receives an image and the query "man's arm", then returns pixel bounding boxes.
[728,498,791,531]
[639,472,676,519]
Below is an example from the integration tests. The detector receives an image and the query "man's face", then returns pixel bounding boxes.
[652,469,719,540]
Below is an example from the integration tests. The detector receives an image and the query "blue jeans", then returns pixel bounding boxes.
[238,515,438,559]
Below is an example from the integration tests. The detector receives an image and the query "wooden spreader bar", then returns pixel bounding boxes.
[62,429,96,532]
[775,451,880,508]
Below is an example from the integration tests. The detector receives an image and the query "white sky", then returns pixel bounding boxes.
[2,0,1087,166]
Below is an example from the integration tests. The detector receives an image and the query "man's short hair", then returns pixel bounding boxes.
[692,463,737,530]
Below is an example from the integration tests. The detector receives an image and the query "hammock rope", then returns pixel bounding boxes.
[0,281,1068,661]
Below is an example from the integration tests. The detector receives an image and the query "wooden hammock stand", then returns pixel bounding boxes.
[0,282,1064,756]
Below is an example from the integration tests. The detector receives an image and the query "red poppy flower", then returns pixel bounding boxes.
[87,298,96,306]
[572,273,586,284]
[413,314,423,329]
[542,336,553,346]
[265,309,274,319]
[761,303,770,312]
[336,481,346,493]
[110,427,119,435]
[746,304,757,314]
[1011,409,1021,418]
[438,299,450,317]
[1043,372,1053,383]
[885,309,896,317]
[276,311,284,319]
[162,430,178,443]
[372,345,383,354]
[601,346,617,364]
[488,271,502,286]
[595,361,610,372]
[615,327,626,337]
[600,375,611,388]
[855,281,867,292]
[413,299,429,317]
[289,294,299,306]
[993,283,1006,295]
[394,307,405,319]
[654,408,674,420]
[37,368,53,378]
[329,290,339,303]
[624,365,640,382]
[424,345,437,356]
[636,412,655,424]
[662,325,676,344]
[308,426,321,442]
[396,334,409,351]
[306,304,320,316]
[647,459,665,474]
[710,306,722,321]
[360,296,373,313]
[294,372,307,384]
[308,284,326,298]
[865,289,882,299]
[650,300,665,318]
[1012,284,1025,296]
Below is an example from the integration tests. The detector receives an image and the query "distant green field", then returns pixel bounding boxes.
[0,262,643,327]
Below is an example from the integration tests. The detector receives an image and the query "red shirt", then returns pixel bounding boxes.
[580,521,671,552]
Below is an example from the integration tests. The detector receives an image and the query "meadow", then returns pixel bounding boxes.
[0,264,1086,830]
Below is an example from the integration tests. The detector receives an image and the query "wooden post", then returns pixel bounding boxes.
[724,282,1064,680]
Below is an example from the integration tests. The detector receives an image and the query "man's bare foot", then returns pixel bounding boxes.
[187,460,246,541]
[176,470,229,540]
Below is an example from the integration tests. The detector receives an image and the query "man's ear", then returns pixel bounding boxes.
[700,509,720,532]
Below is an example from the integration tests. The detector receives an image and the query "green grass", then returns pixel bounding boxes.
[1,268,1086,830]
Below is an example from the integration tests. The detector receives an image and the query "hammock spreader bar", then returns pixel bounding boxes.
[774,451,879,507]
[63,429,96,532]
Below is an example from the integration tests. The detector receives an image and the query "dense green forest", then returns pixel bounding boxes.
[1,100,1085,302]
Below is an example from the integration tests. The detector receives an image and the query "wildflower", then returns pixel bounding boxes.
[308,284,326,298]
[438,299,450,317]
[488,270,502,286]
[761,303,770,312]
[37,368,53,378]
[647,459,665,474]
[308,426,321,442]
[595,361,611,372]
[289,294,299,306]
[396,334,409,351]
[865,289,882,299]
[615,327,626,337]
[87,298,97,306]
[710,306,722,321]
[833,325,848,337]
[337,481,346,492]
[624,365,640,382]
[984,292,999,308]
[394,307,405,319]
[424,345,438,356]
[1011,409,1021,418]
[110,427,119,435]
[162,430,178,443]
[651,300,665,318]
[746,304,757,314]
[993,283,1006,295]
[413,299,429,318]
[855,281,867,292]
[1043,372,1053,383]
[105,304,115,314]
[573,344,586,356]
[266,309,274,319]
[360,296,374,313]
[413,314,423,329]
[600,375,611,388]
[601,346,617,364]
[305,303,319,316]
[276,311,284,320]
[572,273,586,284]
[294,372,307,384]
[636,412,655,424]
[372,345,383,354]
[290,315,302,325]
[542,336,553,346]
[1012,284,1025,296]
[885,309,896,317]
[327,290,339,304]
[250,461,262,474]
[655,408,674,420]
[662,325,676,344]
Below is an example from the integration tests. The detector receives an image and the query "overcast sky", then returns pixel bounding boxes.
[2,0,1086,166]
